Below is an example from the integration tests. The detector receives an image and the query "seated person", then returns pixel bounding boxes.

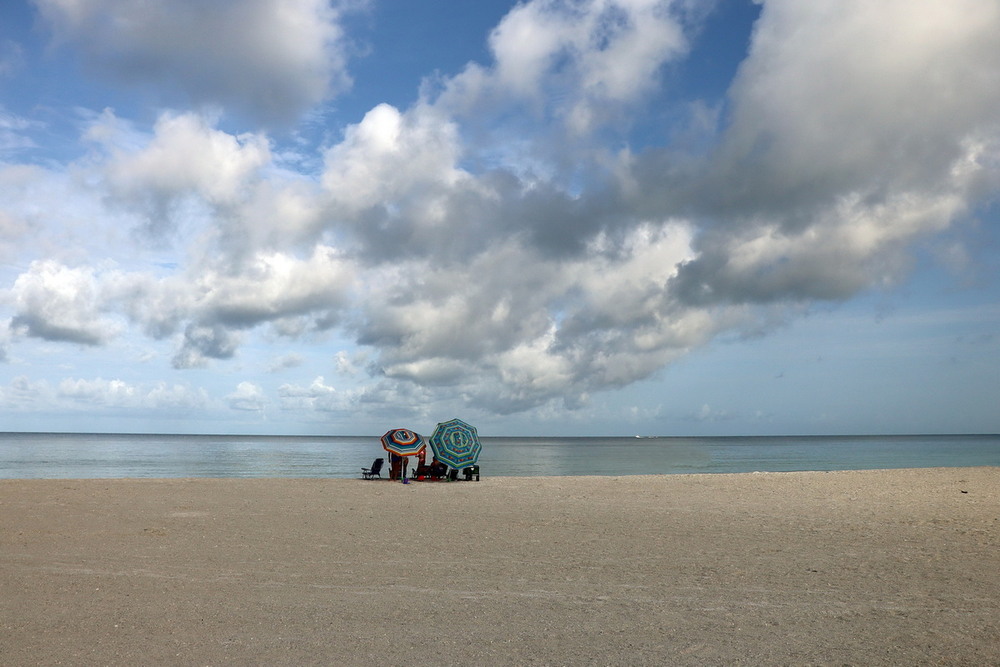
[429,459,448,479]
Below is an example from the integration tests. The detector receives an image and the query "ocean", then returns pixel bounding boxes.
[1,432,997,479]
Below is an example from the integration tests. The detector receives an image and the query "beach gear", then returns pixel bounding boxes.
[362,457,384,479]
[428,418,482,470]
[380,428,427,457]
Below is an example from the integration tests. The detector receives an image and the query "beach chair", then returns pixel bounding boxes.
[362,458,384,480]
[462,465,480,481]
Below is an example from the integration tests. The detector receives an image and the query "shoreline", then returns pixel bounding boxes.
[4,463,998,481]
[4,432,998,480]
[3,467,998,665]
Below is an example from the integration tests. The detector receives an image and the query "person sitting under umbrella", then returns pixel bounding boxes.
[429,457,448,480]
[414,450,430,479]
[388,452,403,480]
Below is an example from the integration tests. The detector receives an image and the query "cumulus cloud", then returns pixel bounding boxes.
[323,103,464,211]
[717,0,1000,206]
[145,382,212,410]
[34,0,359,125]
[658,0,1000,306]
[139,245,355,368]
[9,260,122,345]
[0,375,209,411]
[58,377,137,404]
[227,381,266,412]
[190,246,355,329]
[173,324,241,369]
[278,376,341,412]
[488,0,690,132]
[88,109,330,262]
[319,102,497,261]
[333,350,363,376]
[2,0,999,424]
[276,375,436,424]
[355,221,705,412]
[340,0,1000,414]
[96,111,271,227]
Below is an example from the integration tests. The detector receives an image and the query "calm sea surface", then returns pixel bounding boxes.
[0,432,997,479]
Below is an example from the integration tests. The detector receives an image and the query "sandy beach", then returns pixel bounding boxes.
[2,468,997,666]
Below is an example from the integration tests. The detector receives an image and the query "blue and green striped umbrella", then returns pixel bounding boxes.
[380,428,426,457]
[428,418,481,469]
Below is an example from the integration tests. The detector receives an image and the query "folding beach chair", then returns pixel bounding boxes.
[362,458,384,480]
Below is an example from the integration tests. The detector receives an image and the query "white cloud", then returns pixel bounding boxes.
[191,246,355,329]
[278,376,341,412]
[108,111,270,204]
[226,381,266,412]
[0,375,210,411]
[332,0,1000,416]
[144,382,211,410]
[58,377,136,404]
[658,0,1000,306]
[333,350,362,376]
[322,102,470,218]
[115,244,356,368]
[34,0,359,124]
[486,0,689,133]
[2,0,998,430]
[86,108,330,264]
[356,223,710,413]
[723,0,1000,197]
[94,110,271,231]
[9,260,123,345]
[173,324,241,369]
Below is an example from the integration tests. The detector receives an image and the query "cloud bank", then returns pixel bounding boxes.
[2,0,999,425]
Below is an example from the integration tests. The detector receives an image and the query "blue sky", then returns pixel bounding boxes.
[1,0,998,436]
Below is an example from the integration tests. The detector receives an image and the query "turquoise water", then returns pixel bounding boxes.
[1,432,997,478]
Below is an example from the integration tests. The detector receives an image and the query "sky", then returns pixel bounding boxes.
[0,0,998,437]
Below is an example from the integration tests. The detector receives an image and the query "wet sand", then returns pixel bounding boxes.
[2,468,998,665]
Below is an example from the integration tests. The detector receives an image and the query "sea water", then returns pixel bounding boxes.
[0,432,997,479]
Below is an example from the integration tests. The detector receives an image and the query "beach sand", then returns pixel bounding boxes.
[2,468,997,666]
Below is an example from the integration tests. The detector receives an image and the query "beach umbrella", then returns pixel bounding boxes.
[428,418,482,469]
[380,428,426,457]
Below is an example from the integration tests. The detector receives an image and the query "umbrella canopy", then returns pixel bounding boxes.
[380,428,426,457]
[428,418,482,469]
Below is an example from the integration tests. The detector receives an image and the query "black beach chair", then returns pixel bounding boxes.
[362,458,384,480]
